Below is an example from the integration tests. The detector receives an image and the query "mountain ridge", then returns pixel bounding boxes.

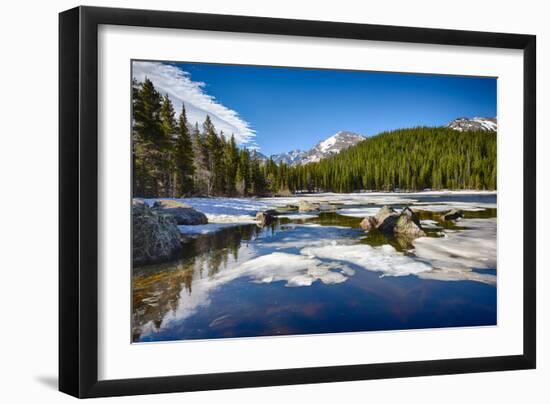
[253,117,497,167]
[445,117,497,132]
[269,131,365,166]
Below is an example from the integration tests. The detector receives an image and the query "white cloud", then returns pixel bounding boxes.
[132,61,256,147]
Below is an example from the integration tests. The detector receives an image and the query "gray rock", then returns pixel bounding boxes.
[440,208,464,221]
[360,205,425,239]
[360,205,398,231]
[393,207,426,238]
[152,199,208,225]
[255,209,278,226]
[298,200,321,212]
[133,200,182,266]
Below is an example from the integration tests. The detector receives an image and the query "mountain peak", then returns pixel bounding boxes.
[446,117,497,132]
[270,131,364,166]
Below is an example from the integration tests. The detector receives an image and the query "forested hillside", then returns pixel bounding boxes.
[286,127,497,192]
[132,78,269,198]
[132,78,496,198]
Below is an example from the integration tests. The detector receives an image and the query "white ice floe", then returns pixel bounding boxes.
[413,201,495,212]
[336,207,381,218]
[162,197,271,217]
[206,214,257,224]
[291,223,350,229]
[420,219,441,229]
[276,213,319,220]
[261,193,418,207]
[235,252,351,287]
[413,218,497,285]
[301,244,432,277]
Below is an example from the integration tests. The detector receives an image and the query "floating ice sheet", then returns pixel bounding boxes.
[336,207,380,217]
[301,244,432,277]
[276,213,319,220]
[413,218,497,285]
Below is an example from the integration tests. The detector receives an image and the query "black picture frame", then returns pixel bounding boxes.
[59,5,536,398]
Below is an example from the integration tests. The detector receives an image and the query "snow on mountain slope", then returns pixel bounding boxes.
[446,117,497,132]
[270,131,364,166]
[270,149,308,165]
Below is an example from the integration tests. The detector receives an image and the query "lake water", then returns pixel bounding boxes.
[133,192,497,342]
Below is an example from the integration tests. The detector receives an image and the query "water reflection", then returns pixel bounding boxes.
[133,195,497,342]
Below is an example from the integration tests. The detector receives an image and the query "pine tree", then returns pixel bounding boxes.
[236,149,250,195]
[174,103,195,196]
[203,116,224,195]
[224,134,239,195]
[159,94,177,196]
[132,77,164,197]
[191,122,209,195]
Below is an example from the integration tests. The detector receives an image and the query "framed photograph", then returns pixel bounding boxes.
[59,6,536,398]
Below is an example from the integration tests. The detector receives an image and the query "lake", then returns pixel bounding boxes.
[133,192,497,342]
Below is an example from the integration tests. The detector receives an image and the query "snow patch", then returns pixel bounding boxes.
[301,244,432,277]
[413,218,497,285]
[276,213,319,220]
[336,207,380,218]
[233,252,351,287]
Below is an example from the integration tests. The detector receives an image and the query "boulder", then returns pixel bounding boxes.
[360,205,398,231]
[255,209,278,226]
[152,199,208,225]
[360,205,426,239]
[393,207,426,238]
[298,200,321,212]
[132,200,182,266]
[359,216,378,231]
[440,208,464,221]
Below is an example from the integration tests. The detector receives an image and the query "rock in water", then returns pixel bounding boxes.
[133,200,182,266]
[360,205,426,239]
[393,207,426,238]
[298,200,321,212]
[360,205,398,231]
[152,199,208,225]
[256,209,277,226]
[440,208,464,221]
[359,216,378,231]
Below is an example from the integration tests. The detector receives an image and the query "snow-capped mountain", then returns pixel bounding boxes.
[270,131,365,166]
[270,149,308,165]
[446,117,497,132]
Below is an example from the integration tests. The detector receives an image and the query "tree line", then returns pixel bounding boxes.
[132,78,277,197]
[284,127,496,192]
[133,78,496,197]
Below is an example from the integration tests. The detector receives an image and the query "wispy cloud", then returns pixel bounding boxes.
[132,61,256,147]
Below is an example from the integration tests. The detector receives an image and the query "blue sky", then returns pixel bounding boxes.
[133,61,496,156]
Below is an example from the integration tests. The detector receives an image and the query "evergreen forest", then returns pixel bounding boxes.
[132,78,497,198]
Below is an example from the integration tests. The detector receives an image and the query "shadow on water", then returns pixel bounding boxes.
[132,197,497,342]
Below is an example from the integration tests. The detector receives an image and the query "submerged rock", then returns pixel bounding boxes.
[440,208,464,221]
[133,200,182,266]
[298,200,321,212]
[152,199,208,225]
[255,209,278,226]
[360,205,426,239]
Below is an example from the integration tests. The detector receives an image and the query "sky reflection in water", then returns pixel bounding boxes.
[133,193,497,342]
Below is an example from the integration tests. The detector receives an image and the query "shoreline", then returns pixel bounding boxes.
[135,190,497,201]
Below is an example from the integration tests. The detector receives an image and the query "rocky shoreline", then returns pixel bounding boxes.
[132,197,465,267]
